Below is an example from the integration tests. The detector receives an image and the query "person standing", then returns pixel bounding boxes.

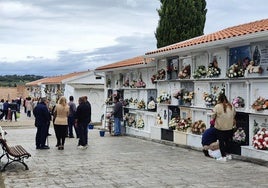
[53,96,69,150]
[33,97,51,149]
[25,97,33,117]
[0,99,4,121]
[75,96,91,149]
[211,93,236,161]
[67,96,77,138]
[112,96,123,136]
[9,99,18,122]
[3,100,9,121]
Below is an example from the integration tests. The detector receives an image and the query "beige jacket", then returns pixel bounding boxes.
[54,104,69,126]
[211,103,236,131]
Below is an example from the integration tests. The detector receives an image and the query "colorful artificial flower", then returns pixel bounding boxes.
[226,63,244,78]
[252,128,268,150]
[191,120,206,135]
[137,118,145,128]
[233,127,246,143]
[193,65,207,79]
[251,97,267,111]
[232,96,245,108]
[177,117,192,132]
[157,92,171,104]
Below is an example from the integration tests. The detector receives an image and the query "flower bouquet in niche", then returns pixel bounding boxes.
[173,90,183,100]
[169,117,180,130]
[177,117,192,132]
[137,118,144,129]
[233,127,246,143]
[226,63,244,78]
[157,92,171,104]
[251,97,268,111]
[182,90,194,105]
[203,92,217,107]
[207,58,221,78]
[193,65,207,79]
[232,96,245,108]
[252,128,268,150]
[137,100,146,109]
[191,120,206,135]
[178,64,191,79]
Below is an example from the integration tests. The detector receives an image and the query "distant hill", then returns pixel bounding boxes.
[0,75,44,87]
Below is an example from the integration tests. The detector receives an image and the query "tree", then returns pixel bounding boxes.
[155,0,207,48]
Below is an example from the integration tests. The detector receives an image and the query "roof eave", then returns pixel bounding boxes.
[145,31,268,59]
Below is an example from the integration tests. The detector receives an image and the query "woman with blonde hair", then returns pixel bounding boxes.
[53,96,69,150]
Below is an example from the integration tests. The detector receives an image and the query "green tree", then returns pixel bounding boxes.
[155,0,207,48]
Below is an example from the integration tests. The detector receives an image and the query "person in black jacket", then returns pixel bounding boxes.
[75,96,91,149]
[33,97,51,149]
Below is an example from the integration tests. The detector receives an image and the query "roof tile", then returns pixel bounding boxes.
[145,18,268,55]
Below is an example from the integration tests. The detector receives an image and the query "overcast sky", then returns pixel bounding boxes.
[1,0,268,76]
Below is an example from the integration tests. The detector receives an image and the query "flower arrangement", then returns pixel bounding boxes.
[182,91,194,104]
[251,97,268,111]
[147,100,156,111]
[207,58,221,78]
[173,90,183,99]
[233,127,246,143]
[134,79,146,88]
[226,63,244,78]
[124,113,136,127]
[193,65,207,79]
[252,128,268,150]
[169,117,180,130]
[245,61,263,74]
[129,80,137,88]
[177,117,192,132]
[191,120,206,135]
[203,92,217,107]
[137,118,145,128]
[232,96,245,108]
[178,65,191,79]
[157,92,171,104]
[137,100,146,109]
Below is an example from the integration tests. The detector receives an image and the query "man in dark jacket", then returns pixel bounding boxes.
[112,96,123,136]
[75,96,91,149]
[33,97,50,149]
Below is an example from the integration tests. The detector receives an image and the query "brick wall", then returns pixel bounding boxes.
[0,85,29,101]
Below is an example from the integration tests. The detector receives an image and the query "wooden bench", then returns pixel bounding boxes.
[0,138,31,171]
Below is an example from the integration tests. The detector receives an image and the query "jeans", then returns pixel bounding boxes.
[114,117,121,135]
[68,116,75,137]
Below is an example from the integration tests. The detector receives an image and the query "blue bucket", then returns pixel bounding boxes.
[88,124,94,129]
[99,130,105,137]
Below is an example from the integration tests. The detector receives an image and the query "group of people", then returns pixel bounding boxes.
[34,95,91,150]
[0,98,21,122]
[201,93,236,161]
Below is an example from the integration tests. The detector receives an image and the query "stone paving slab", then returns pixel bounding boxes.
[0,113,267,187]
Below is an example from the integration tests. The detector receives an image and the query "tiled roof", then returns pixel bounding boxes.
[95,56,153,71]
[145,18,268,55]
[25,71,89,86]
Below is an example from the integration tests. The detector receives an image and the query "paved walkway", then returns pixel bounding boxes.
[0,112,268,188]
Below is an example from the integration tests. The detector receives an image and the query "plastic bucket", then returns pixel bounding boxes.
[99,130,105,137]
[88,124,94,129]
